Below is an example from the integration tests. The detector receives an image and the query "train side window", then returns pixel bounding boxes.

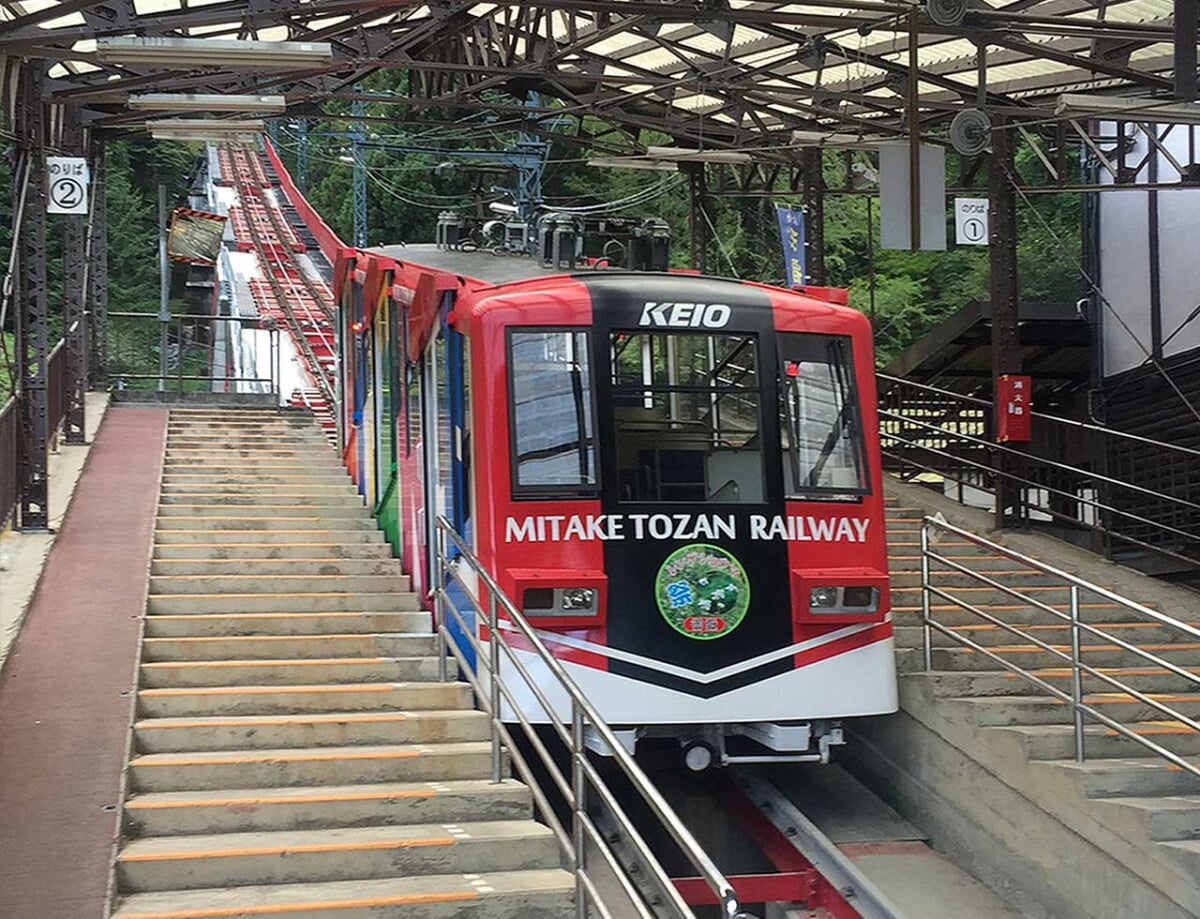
[508,329,597,495]
[778,333,869,499]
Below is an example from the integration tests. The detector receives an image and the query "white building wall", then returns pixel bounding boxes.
[1096,123,1200,376]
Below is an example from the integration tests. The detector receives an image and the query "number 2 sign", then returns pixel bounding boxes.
[46,156,90,215]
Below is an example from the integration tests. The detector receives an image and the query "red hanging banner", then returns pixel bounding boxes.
[997,374,1032,443]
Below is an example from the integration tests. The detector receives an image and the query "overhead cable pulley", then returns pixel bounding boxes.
[926,0,968,27]
[949,108,992,156]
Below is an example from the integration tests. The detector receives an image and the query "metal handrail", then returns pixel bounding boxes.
[919,515,1200,779]
[879,409,1200,546]
[432,516,749,919]
[106,311,280,394]
[877,373,1200,459]
[878,390,1200,569]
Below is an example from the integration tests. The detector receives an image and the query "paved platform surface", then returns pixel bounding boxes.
[1,392,110,666]
[0,407,166,919]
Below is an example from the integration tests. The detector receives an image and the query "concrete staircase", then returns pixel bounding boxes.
[870,501,1200,919]
[111,407,572,919]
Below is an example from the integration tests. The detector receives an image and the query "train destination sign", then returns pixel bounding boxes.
[504,513,871,543]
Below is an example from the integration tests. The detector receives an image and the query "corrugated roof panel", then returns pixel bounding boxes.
[1101,0,1174,20]
[39,10,83,27]
[10,0,58,13]
[620,48,681,71]
[1129,42,1177,63]
[675,32,728,55]
[132,0,181,14]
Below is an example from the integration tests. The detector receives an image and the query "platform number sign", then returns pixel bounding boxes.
[46,156,90,215]
[954,197,989,246]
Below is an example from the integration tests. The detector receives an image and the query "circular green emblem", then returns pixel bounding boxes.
[654,543,751,640]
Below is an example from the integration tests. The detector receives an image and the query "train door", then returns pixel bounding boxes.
[420,293,475,664]
[351,281,367,496]
[371,295,399,516]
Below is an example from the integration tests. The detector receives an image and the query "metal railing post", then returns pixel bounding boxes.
[1069,583,1085,762]
[921,520,933,672]
[488,590,502,784]
[571,700,587,919]
[434,525,448,683]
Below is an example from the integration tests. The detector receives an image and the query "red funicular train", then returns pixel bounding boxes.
[336,245,895,767]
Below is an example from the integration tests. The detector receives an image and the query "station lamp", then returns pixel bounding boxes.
[1055,94,1200,126]
[147,119,265,143]
[129,94,287,115]
[96,37,333,70]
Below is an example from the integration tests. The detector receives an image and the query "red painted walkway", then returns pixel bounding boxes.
[0,407,166,919]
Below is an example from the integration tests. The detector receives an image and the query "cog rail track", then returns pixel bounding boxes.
[225,144,336,408]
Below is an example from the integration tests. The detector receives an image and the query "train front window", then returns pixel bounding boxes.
[508,329,597,495]
[778,333,869,499]
[611,331,763,504]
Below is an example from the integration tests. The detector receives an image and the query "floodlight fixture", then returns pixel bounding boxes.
[96,37,333,70]
[644,146,753,164]
[147,119,265,143]
[129,93,287,114]
[1055,94,1200,126]
[587,156,679,171]
[791,130,888,149]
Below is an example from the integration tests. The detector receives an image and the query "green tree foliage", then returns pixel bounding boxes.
[0,137,193,397]
[278,91,1084,367]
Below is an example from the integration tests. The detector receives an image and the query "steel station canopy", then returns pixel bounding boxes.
[0,0,1193,157]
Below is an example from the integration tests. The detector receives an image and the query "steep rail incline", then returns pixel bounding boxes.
[224,145,337,431]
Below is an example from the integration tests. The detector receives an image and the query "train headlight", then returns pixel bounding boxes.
[521,586,598,616]
[561,588,596,611]
[810,586,839,609]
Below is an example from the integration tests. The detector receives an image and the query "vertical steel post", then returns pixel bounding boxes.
[62,110,87,443]
[687,162,708,274]
[907,7,922,252]
[920,520,933,671]
[87,136,108,388]
[989,117,1021,530]
[351,94,368,249]
[296,118,309,191]
[1175,0,1198,101]
[1069,584,1085,763]
[571,700,587,917]
[488,591,502,784]
[15,62,50,531]
[434,525,448,683]
[801,148,826,285]
[158,184,170,392]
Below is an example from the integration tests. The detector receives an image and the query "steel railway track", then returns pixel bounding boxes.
[225,144,336,407]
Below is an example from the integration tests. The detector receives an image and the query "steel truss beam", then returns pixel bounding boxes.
[15,62,50,531]
[87,135,109,388]
[61,107,88,444]
[21,0,1181,151]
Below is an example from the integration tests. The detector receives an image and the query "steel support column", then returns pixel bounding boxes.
[296,118,309,191]
[989,116,1022,530]
[87,135,108,387]
[15,62,50,530]
[351,95,367,248]
[1176,0,1198,101]
[62,109,88,443]
[801,148,826,285]
[687,163,709,274]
